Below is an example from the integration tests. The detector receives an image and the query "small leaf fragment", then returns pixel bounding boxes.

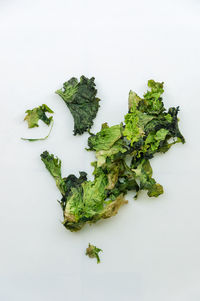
[24,104,54,128]
[22,104,54,141]
[86,243,102,263]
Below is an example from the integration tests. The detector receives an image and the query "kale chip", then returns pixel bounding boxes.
[56,75,100,135]
[86,244,102,263]
[24,104,53,128]
[22,104,54,141]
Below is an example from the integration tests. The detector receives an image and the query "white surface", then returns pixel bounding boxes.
[0,1,200,300]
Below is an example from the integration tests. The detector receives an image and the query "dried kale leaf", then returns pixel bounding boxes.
[88,123,127,167]
[22,104,54,141]
[56,75,100,135]
[86,244,102,263]
[24,104,53,128]
[124,91,154,144]
[132,159,163,197]
[139,79,165,115]
[41,151,66,195]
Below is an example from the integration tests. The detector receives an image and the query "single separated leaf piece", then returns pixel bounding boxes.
[22,104,54,141]
[24,104,53,128]
[86,244,102,264]
[56,75,100,135]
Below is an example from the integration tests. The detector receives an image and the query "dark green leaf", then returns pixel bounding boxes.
[56,75,100,135]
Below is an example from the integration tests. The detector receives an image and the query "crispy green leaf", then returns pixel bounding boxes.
[88,123,122,151]
[88,123,127,167]
[124,91,155,145]
[56,75,100,135]
[92,159,139,200]
[140,79,165,115]
[41,151,66,195]
[132,159,163,197]
[59,172,88,210]
[24,104,53,128]
[63,172,107,226]
[86,244,102,264]
[145,128,169,152]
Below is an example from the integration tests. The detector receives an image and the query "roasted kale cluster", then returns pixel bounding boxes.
[41,80,185,232]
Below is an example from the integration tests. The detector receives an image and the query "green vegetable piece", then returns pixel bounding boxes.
[56,75,100,135]
[24,104,53,128]
[123,91,154,145]
[41,151,66,195]
[141,79,165,115]
[92,159,139,200]
[22,104,54,141]
[63,185,127,232]
[88,123,122,151]
[88,123,126,166]
[145,128,169,152]
[63,172,107,225]
[132,159,163,197]
[86,244,102,264]
[165,113,173,122]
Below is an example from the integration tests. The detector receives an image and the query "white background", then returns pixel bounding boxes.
[0,1,200,300]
